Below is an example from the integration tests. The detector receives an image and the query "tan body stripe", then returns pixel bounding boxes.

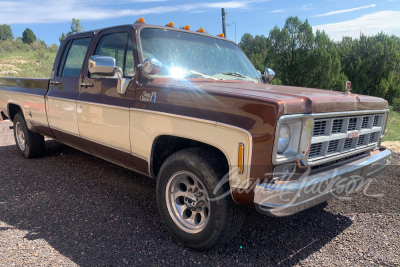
[129,108,253,188]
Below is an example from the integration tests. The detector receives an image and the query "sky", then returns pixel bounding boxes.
[1,0,399,45]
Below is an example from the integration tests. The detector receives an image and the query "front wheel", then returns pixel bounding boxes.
[13,112,45,158]
[156,148,245,251]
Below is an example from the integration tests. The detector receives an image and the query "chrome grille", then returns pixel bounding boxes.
[373,115,379,127]
[309,143,322,157]
[357,134,366,146]
[331,119,343,133]
[327,140,339,154]
[369,132,377,143]
[348,118,357,131]
[343,138,353,151]
[361,117,369,129]
[308,113,384,163]
[313,121,326,136]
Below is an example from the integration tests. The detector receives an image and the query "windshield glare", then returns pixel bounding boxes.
[139,28,261,82]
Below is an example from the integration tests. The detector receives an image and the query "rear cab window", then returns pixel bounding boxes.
[58,38,91,77]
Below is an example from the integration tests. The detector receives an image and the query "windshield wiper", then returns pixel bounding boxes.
[221,72,247,78]
[185,70,218,80]
[220,72,258,82]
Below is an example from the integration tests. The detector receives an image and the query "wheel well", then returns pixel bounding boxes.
[7,104,22,121]
[151,135,229,178]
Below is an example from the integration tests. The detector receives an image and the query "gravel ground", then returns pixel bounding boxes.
[0,120,399,267]
[382,141,400,153]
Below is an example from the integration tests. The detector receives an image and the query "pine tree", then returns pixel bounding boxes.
[59,18,84,44]
[267,16,346,90]
[337,33,400,104]
[68,18,84,35]
[22,28,36,44]
[0,24,13,41]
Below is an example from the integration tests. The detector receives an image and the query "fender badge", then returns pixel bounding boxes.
[139,91,157,103]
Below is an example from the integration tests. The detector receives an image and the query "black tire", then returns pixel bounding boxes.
[156,147,245,251]
[13,112,45,158]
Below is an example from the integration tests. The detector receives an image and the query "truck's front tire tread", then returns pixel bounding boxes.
[156,147,245,251]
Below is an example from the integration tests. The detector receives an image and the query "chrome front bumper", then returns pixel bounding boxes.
[254,149,392,217]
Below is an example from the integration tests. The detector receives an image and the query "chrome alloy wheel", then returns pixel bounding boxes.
[165,171,211,234]
[15,122,25,151]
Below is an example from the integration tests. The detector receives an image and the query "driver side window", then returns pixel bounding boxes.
[91,32,135,79]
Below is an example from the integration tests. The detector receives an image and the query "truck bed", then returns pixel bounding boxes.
[0,77,49,129]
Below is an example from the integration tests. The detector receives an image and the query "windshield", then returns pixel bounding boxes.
[139,28,261,82]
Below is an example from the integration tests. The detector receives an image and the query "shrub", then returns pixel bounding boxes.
[35,49,49,61]
[0,40,17,53]
[30,41,43,51]
[48,44,59,53]
[392,98,400,113]
[35,49,45,60]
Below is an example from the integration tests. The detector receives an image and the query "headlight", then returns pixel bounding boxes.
[277,124,290,153]
[273,115,313,165]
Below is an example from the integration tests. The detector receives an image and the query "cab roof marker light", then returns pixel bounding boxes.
[183,25,191,30]
[165,22,175,28]
[136,17,145,24]
[197,28,205,33]
[217,33,225,38]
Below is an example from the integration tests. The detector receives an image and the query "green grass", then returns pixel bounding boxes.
[0,50,56,78]
[382,111,400,142]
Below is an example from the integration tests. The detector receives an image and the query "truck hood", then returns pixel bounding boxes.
[193,81,389,114]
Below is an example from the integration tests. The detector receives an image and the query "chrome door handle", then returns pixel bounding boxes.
[80,83,93,87]
[50,81,60,85]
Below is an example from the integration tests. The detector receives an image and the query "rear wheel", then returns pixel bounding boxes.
[156,148,245,251]
[13,112,45,158]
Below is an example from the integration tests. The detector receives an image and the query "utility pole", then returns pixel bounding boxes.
[221,8,227,38]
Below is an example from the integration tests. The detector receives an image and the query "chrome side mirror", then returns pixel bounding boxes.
[137,58,162,78]
[88,55,116,76]
[88,55,130,95]
[263,68,275,83]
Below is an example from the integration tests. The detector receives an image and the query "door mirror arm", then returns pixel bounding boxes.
[117,77,131,95]
[114,66,130,95]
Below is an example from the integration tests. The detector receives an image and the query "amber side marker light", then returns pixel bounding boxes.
[166,22,175,27]
[136,17,145,23]
[218,33,225,38]
[183,25,191,30]
[238,143,244,174]
[197,28,205,33]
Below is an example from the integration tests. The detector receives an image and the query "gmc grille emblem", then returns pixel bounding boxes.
[348,131,360,139]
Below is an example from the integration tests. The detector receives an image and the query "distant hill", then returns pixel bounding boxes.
[0,40,58,78]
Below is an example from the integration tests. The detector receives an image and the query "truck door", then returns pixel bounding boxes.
[77,28,138,169]
[46,34,92,148]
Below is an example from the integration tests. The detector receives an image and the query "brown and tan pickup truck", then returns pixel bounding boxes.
[0,20,392,250]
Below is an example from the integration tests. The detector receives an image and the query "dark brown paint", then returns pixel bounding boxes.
[81,137,149,175]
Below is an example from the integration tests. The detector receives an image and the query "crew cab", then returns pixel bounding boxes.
[0,19,391,250]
